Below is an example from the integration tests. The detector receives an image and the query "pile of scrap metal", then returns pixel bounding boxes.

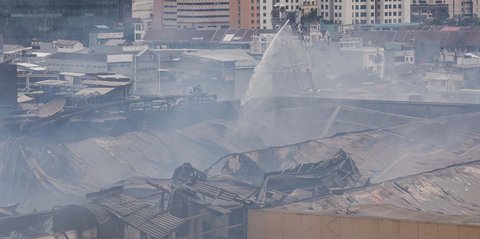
[253,150,361,206]
[164,150,362,238]
[0,149,361,239]
[0,187,184,239]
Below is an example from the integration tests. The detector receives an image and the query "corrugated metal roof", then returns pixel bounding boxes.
[82,80,131,87]
[96,74,130,80]
[37,98,66,118]
[47,52,107,62]
[91,193,184,239]
[34,80,68,86]
[184,181,255,205]
[107,54,133,63]
[74,87,114,97]
[277,161,480,222]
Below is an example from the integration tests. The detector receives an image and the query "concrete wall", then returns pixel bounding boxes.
[248,210,480,239]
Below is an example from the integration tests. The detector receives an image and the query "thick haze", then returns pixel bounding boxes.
[2,18,480,213]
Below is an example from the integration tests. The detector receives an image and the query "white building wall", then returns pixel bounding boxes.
[319,0,410,24]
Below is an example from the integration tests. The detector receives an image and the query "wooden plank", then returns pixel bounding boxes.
[339,217,358,239]
[265,211,284,239]
[379,220,399,239]
[283,213,303,239]
[301,214,322,239]
[320,216,340,239]
[358,218,378,239]
[419,223,438,239]
[466,227,480,239]
[248,210,266,239]
[439,224,458,239]
[399,221,418,239]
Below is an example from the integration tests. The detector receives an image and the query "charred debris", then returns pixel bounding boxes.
[0,80,218,136]
[0,149,361,239]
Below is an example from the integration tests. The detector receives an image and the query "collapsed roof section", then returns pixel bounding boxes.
[254,150,361,206]
[277,160,480,218]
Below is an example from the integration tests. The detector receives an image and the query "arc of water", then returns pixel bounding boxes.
[241,20,291,106]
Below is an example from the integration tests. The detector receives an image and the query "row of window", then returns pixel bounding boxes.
[385,4,402,8]
[384,11,402,16]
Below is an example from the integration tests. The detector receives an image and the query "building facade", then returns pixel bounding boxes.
[229,0,262,29]
[132,0,154,40]
[0,0,132,45]
[318,0,411,24]
[153,0,230,30]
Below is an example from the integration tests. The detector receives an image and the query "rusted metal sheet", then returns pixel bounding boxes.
[88,191,184,239]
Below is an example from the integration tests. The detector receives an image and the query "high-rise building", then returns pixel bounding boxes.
[318,0,411,25]
[153,0,230,30]
[303,0,319,14]
[229,0,261,29]
[265,0,308,29]
[0,0,132,45]
[410,0,448,22]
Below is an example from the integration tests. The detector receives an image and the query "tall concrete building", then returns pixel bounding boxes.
[0,0,132,44]
[229,0,261,29]
[230,0,314,30]
[410,0,477,22]
[303,0,319,14]
[132,0,154,40]
[152,0,229,30]
[446,0,479,18]
[318,0,411,24]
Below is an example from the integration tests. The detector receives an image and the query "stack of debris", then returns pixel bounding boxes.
[253,150,361,206]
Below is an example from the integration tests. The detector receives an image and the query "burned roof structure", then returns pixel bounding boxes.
[86,186,185,239]
[285,160,480,216]
[254,150,361,206]
[0,203,110,238]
